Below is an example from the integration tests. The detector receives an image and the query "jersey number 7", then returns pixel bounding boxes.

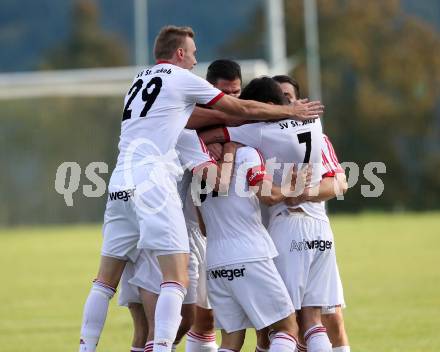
[297,131,311,163]
[122,77,163,121]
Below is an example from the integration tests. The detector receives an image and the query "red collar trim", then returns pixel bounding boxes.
[156,60,172,64]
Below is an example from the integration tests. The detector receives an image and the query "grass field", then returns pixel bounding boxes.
[1,212,439,351]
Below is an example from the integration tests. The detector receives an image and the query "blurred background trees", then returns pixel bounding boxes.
[1,0,439,225]
[223,0,440,211]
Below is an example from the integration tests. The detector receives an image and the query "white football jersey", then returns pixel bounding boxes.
[304,134,345,221]
[175,128,215,228]
[199,146,278,269]
[114,62,223,172]
[320,134,344,177]
[226,118,325,220]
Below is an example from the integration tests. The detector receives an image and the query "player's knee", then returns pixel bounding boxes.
[193,307,215,333]
[256,328,270,349]
[270,313,299,337]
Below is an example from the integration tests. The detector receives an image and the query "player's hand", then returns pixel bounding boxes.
[207,143,223,161]
[292,99,324,120]
[285,164,313,205]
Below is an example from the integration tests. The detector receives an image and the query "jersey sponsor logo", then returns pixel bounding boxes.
[290,239,333,252]
[209,266,246,281]
[108,188,135,202]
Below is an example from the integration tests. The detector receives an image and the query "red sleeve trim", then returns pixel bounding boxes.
[322,171,336,178]
[222,127,231,142]
[206,92,225,106]
[246,165,267,186]
[192,160,217,174]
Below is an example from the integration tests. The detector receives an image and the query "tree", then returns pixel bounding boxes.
[221,0,440,211]
[42,0,128,69]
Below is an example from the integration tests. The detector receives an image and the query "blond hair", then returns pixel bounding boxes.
[153,25,195,60]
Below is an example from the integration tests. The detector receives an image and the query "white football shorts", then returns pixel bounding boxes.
[102,166,189,261]
[189,226,211,309]
[118,260,141,307]
[125,228,203,305]
[268,211,345,309]
[207,259,295,333]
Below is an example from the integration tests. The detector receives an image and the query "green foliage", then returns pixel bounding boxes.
[223,0,440,212]
[41,0,128,69]
[0,96,122,225]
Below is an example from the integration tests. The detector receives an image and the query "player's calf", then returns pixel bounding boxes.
[79,256,126,352]
[79,279,116,352]
[128,303,148,350]
[153,253,189,351]
[173,303,195,348]
[321,307,349,350]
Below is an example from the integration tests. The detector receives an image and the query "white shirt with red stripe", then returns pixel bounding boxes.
[199,146,278,269]
[114,62,224,173]
[175,128,216,228]
[320,134,344,177]
[226,118,325,221]
[295,134,345,220]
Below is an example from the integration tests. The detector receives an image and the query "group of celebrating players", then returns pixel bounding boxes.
[78,25,350,352]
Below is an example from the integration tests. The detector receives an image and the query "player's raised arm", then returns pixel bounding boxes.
[186,107,247,129]
[211,94,324,122]
[186,107,228,129]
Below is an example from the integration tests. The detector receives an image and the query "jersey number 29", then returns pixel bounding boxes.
[122,77,163,121]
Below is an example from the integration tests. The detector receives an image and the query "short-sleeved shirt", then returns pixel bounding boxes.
[226,118,325,220]
[175,128,216,228]
[199,146,278,269]
[114,62,224,173]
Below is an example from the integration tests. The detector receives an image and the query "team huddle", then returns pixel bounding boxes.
[78,26,350,352]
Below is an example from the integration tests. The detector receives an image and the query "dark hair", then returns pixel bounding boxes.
[206,59,242,85]
[272,75,301,99]
[239,76,288,105]
[154,25,195,60]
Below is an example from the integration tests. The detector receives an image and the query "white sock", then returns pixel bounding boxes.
[185,331,217,351]
[304,325,332,352]
[256,345,270,352]
[153,281,187,352]
[130,348,144,352]
[218,349,236,352]
[270,332,298,351]
[145,341,154,352]
[332,347,350,352]
[296,342,307,352]
[79,280,115,352]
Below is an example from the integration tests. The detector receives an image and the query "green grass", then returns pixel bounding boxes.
[0,213,439,351]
